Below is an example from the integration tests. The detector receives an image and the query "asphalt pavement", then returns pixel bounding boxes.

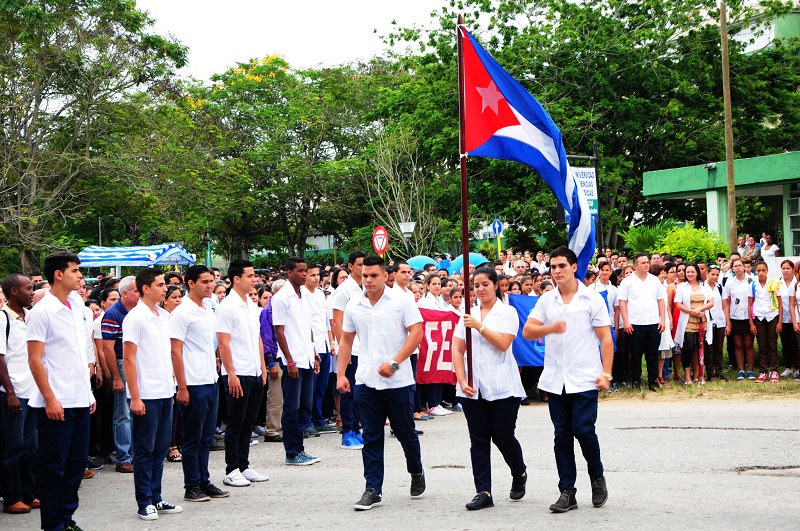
[2,397,798,530]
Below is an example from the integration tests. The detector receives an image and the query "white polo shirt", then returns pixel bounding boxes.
[123,301,173,400]
[723,276,752,321]
[343,286,422,390]
[529,281,611,394]
[169,297,217,386]
[454,301,525,401]
[215,291,262,377]
[302,285,329,355]
[331,275,363,357]
[779,278,795,324]
[1,307,34,398]
[26,291,95,408]
[751,279,779,321]
[618,273,666,325]
[418,292,446,310]
[272,285,315,369]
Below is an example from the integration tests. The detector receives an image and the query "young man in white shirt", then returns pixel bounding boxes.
[123,268,183,520]
[617,253,667,391]
[523,246,614,513]
[337,255,425,511]
[304,264,337,435]
[331,250,366,449]
[216,260,268,487]
[273,257,320,466]
[27,252,96,531]
[0,274,37,514]
[170,265,230,503]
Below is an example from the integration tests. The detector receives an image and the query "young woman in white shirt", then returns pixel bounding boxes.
[777,260,796,377]
[453,266,527,510]
[418,274,445,310]
[748,261,782,382]
[417,274,449,415]
[673,264,714,384]
[704,265,728,380]
[723,259,757,380]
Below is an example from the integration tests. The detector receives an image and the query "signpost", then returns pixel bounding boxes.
[490,218,503,257]
[372,225,389,256]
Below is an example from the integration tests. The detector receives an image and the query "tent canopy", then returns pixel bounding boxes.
[77,244,196,268]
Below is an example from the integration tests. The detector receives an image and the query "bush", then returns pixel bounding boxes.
[658,224,729,263]
[618,219,678,254]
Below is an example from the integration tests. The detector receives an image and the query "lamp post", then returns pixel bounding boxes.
[399,221,416,258]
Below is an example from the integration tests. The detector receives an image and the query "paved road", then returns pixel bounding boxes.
[2,398,798,530]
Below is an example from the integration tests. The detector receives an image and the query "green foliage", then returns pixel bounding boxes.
[659,224,729,263]
[618,219,679,254]
[476,240,498,261]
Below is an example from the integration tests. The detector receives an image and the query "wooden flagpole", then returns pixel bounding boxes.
[457,14,473,387]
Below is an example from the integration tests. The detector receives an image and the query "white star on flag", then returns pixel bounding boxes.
[475,81,504,115]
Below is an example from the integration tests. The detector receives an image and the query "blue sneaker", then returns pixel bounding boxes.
[252,426,266,437]
[354,431,364,445]
[737,371,745,380]
[341,431,363,450]
[747,371,756,380]
[286,453,320,466]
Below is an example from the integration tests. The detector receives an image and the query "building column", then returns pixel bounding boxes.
[706,190,729,243]
[782,185,792,256]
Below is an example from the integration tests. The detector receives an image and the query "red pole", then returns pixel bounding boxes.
[457,15,473,387]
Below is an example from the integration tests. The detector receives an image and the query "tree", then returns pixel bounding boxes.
[0,0,187,273]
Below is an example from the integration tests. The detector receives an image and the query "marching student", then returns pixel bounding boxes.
[453,266,527,511]
[523,247,613,513]
[337,255,425,510]
[216,260,269,487]
[123,268,183,520]
[27,252,96,531]
[303,263,337,435]
[170,265,230,502]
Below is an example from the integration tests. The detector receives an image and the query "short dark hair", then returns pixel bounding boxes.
[631,252,648,264]
[98,288,119,304]
[717,253,727,259]
[348,250,367,267]
[1,274,28,300]
[184,265,210,286]
[285,256,306,271]
[228,259,253,281]
[550,246,578,265]
[424,263,437,272]
[164,271,183,284]
[135,267,163,294]
[394,259,409,268]
[42,252,81,284]
[362,255,386,270]
[598,261,613,271]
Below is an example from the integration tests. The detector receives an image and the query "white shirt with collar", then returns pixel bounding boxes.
[331,275,363,357]
[26,291,95,408]
[454,300,525,401]
[302,285,329,355]
[393,283,415,301]
[706,282,727,328]
[342,286,422,390]
[778,277,796,324]
[169,297,218,386]
[123,301,174,400]
[618,273,666,325]
[723,276,752,321]
[1,307,34,398]
[529,281,611,395]
[215,291,262,377]
[418,292,446,310]
[272,284,315,369]
[751,279,779,321]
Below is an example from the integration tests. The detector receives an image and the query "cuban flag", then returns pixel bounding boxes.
[460,26,595,277]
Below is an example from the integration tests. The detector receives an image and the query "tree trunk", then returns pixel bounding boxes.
[19,247,41,276]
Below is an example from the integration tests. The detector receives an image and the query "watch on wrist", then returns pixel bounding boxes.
[478,325,486,334]
[602,372,613,381]
[389,360,400,372]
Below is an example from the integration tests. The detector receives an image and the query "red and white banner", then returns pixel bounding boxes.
[417,309,460,385]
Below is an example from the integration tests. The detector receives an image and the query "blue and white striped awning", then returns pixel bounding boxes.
[77,244,196,267]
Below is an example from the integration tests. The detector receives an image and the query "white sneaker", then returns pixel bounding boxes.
[429,405,452,416]
[241,468,269,482]
[780,368,793,378]
[223,469,251,487]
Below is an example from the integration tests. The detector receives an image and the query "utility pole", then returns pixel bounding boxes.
[720,0,738,254]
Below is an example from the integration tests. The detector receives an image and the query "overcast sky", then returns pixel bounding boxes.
[136,0,444,82]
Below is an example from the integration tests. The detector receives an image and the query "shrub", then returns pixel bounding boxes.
[659,224,729,263]
[618,219,678,254]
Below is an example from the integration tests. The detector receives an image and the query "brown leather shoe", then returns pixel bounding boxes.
[3,501,32,514]
[115,462,134,473]
[28,499,40,509]
[83,469,96,479]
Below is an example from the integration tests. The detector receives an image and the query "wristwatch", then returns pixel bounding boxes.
[389,360,400,372]
[602,372,613,381]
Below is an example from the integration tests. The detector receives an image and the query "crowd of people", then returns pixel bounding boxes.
[0,233,796,528]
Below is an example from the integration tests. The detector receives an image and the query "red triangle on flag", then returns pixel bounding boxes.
[461,30,520,152]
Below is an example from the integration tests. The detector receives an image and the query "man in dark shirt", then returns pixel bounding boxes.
[101,276,139,472]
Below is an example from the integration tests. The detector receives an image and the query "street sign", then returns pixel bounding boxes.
[491,219,503,237]
[372,225,389,255]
